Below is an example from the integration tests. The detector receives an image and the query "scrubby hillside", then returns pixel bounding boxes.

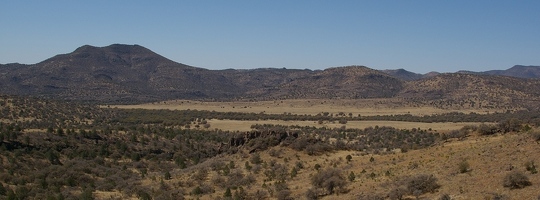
[1,95,540,199]
[399,73,540,110]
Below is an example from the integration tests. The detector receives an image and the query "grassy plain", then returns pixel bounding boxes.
[110,99,499,132]
[111,99,499,116]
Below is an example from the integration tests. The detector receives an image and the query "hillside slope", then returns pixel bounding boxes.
[399,73,540,110]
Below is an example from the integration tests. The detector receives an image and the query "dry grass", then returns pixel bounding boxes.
[126,130,540,200]
[109,98,501,116]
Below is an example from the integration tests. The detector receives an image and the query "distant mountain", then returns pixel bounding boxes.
[458,65,540,79]
[276,66,404,99]
[0,44,242,103]
[1,44,540,109]
[484,65,540,79]
[381,69,424,81]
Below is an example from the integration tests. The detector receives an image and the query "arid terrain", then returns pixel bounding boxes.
[1,45,540,199]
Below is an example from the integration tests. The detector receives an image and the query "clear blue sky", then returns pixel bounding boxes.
[1,1,539,73]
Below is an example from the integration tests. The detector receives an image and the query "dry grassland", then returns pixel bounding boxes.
[110,99,498,132]
[110,99,500,116]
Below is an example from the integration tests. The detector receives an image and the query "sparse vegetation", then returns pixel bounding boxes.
[1,95,540,199]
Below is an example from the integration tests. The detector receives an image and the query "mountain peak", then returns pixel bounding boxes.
[72,44,150,54]
[381,68,424,81]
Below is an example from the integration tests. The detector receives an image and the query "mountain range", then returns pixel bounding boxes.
[1,44,540,109]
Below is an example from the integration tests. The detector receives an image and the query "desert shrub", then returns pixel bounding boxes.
[224,188,232,198]
[79,187,94,200]
[458,160,470,173]
[348,171,356,182]
[211,175,226,188]
[525,160,538,174]
[233,187,248,200]
[305,188,319,200]
[250,153,263,165]
[252,189,269,200]
[345,155,352,162]
[445,129,467,139]
[388,187,407,200]
[487,193,508,200]
[191,186,203,195]
[531,131,540,142]
[164,171,171,180]
[137,190,152,200]
[209,160,224,171]
[273,181,292,200]
[0,183,6,195]
[264,162,288,181]
[268,148,282,157]
[503,171,531,189]
[405,174,440,195]
[311,168,348,195]
[357,194,385,200]
[478,124,498,135]
[439,193,452,200]
[227,169,255,187]
[190,168,208,183]
[199,183,214,194]
[498,118,522,133]
[276,189,292,200]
